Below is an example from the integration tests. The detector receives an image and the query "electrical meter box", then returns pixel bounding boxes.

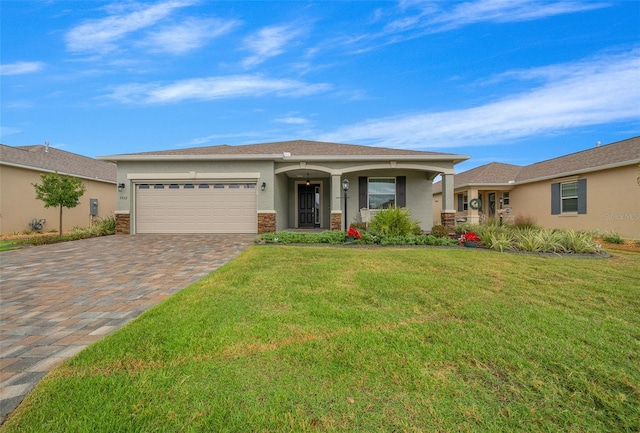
[90,198,98,216]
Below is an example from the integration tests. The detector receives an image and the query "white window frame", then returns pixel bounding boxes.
[501,192,510,206]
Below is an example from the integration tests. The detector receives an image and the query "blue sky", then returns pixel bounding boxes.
[1,0,639,172]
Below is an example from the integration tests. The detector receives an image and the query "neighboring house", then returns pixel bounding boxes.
[99,140,469,235]
[0,143,117,235]
[433,136,640,239]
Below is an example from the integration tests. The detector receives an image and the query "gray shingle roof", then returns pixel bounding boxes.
[455,162,523,185]
[433,136,640,193]
[515,136,640,182]
[0,144,117,183]
[109,139,458,158]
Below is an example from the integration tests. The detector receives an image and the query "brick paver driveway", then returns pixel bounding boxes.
[0,234,254,423]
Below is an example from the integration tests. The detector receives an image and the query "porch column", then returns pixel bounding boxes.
[468,187,480,225]
[441,173,456,236]
[330,174,343,231]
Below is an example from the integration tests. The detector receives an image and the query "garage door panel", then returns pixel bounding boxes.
[136,183,257,234]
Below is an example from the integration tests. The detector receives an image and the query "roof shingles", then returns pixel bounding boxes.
[433,136,640,193]
[113,139,453,157]
[1,144,116,183]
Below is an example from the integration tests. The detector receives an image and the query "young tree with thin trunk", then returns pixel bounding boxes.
[33,172,87,236]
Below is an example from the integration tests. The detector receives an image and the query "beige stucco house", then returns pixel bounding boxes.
[100,140,469,235]
[0,144,117,235]
[433,136,640,239]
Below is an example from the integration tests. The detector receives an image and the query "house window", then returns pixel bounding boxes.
[561,181,578,212]
[368,178,396,209]
[457,194,468,211]
[502,192,510,206]
[551,179,586,215]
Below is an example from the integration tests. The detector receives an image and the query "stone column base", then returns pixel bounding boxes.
[258,211,276,234]
[115,211,130,235]
[441,211,456,237]
[331,211,342,231]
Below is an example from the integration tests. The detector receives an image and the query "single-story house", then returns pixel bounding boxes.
[432,136,640,239]
[0,143,117,235]
[99,140,469,235]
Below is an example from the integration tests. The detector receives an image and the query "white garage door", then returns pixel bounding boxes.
[135,182,257,234]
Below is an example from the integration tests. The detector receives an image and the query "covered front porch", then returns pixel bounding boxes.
[454,187,514,225]
[257,162,460,234]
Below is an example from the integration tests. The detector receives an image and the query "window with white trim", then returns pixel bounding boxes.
[368,178,396,209]
[457,193,468,211]
[502,192,510,206]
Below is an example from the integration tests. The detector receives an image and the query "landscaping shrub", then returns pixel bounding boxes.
[259,231,345,244]
[481,228,515,252]
[557,229,600,254]
[455,222,476,235]
[512,214,540,230]
[602,231,624,244]
[256,224,600,254]
[515,228,562,253]
[12,217,117,246]
[430,224,448,238]
[369,206,421,237]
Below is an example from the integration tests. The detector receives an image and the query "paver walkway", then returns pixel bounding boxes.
[0,234,254,424]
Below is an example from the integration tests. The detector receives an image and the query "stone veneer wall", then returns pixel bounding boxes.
[330,211,342,231]
[441,211,456,237]
[258,212,276,234]
[115,212,130,235]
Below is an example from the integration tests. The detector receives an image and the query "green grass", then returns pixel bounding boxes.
[0,240,20,252]
[3,247,639,432]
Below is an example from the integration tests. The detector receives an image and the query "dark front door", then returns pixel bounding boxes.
[298,184,319,228]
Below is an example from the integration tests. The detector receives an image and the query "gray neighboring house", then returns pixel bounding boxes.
[0,143,117,235]
[100,140,469,235]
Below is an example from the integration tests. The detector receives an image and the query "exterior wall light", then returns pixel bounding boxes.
[261,182,266,191]
[118,183,125,191]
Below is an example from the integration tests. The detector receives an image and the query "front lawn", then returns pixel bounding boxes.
[3,247,639,432]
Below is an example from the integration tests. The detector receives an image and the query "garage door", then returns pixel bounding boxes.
[135,182,257,233]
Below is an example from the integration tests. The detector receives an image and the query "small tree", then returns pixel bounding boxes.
[33,172,86,236]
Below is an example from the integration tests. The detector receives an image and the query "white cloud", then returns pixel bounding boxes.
[141,17,239,54]
[0,61,44,75]
[0,126,23,139]
[65,0,195,54]
[242,24,304,68]
[317,51,640,149]
[423,0,609,32]
[346,1,610,53]
[274,116,309,125]
[106,75,331,104]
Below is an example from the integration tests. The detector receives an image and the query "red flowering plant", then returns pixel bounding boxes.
[460,231,481,245]
[347,226,362,240]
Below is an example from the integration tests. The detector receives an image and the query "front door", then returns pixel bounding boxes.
[298,184,320,228]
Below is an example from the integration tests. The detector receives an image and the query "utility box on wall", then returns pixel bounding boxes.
[90,198,98,216]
